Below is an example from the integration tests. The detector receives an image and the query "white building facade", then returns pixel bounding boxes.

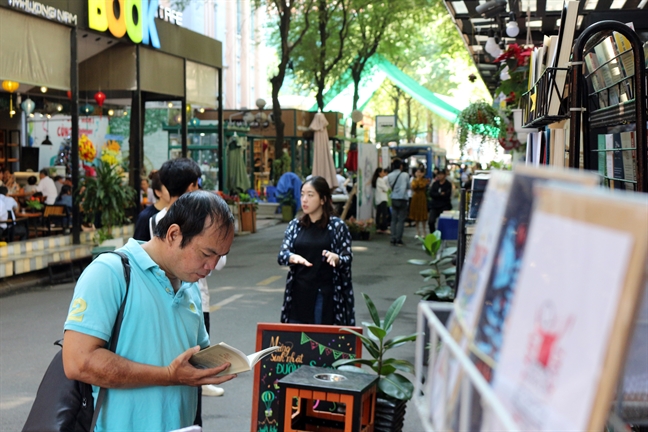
[163,0,269,110]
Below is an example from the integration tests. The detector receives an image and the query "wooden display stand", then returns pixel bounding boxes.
[279,366,378,432]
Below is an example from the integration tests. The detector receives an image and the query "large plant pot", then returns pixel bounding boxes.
[281,205,294,222]
[375,396,407,432]
[239,204,257,233]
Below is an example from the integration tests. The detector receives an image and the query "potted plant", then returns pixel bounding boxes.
[238,192,258,233]
[278,190,295,222]
[333,293,417,432]
[24,197,44,213]
[408,231,456,302]
[456,101,504,154]
[77,160,136,248]
[344,217,375,241]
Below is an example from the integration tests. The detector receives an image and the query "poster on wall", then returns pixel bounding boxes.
[356,143,378,221]
[27,115,110,170]
[484,184,648,432]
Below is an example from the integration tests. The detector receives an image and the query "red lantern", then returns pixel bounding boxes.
[94,91,106,118]
[66,90,72,99]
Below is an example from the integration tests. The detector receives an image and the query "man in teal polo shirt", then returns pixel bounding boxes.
[62,191,236,432]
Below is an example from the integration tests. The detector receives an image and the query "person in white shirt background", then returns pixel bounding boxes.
[31,169,58,205]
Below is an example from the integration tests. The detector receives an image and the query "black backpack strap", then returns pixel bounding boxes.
[90,251,131,431]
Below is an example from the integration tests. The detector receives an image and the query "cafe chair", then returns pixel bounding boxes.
[0,210,28,242]
[37,205,69,237]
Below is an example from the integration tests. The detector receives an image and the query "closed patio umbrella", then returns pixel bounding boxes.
[310,112,338,189]
[227,136,251,193]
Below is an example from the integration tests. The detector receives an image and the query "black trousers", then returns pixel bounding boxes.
[428,207,446,233]
[376,202,390,231]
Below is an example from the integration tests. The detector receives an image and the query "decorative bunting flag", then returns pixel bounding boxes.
[300,333,356,360]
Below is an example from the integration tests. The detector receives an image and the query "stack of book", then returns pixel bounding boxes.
[583,23,638,111]
[597,130,637,191]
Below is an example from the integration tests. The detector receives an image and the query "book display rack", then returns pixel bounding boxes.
[569,20,647,192]
[520,67,571,127]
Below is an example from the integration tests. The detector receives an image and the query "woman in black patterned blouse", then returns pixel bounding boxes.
[277,176,355,325]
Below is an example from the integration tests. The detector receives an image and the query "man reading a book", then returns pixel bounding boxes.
[61,191,237,432]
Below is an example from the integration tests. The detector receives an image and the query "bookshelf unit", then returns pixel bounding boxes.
[569,20,647,193]
[0,129,21,172]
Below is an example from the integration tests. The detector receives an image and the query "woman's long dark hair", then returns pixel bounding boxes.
[57,185,71,202]
[299,176,335,229]
[371,167,383,188]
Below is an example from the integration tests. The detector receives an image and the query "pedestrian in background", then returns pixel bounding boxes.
[387,159,410,246]
[278,176,355,326]
[428,169,453,233]
[133,171,170,242]
[371,167,390,233]
[409,168,429,238]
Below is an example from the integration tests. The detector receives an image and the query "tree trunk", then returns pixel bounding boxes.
[350,67,362,138]
[427,111,433,143]
[271,74,285,162]
[393,87,401,137]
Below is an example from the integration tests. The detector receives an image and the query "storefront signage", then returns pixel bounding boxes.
[8,0,77,25]
[88,0,182,49]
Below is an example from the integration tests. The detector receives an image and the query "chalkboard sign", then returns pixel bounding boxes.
[250,323,363,432]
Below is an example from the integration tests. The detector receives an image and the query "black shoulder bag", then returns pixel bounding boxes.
[22,251,131,432]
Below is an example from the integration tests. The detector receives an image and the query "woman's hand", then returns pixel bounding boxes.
[322,250,339,267]
[289,254,312,267]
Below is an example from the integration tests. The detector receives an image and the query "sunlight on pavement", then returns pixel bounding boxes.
[0,397,33,410]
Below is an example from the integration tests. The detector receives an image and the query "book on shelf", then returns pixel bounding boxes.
[551,127,566,167]
[189,342,280,375]
[620,131,637,191]
[546,35,560,74]
[597,134,606,179]
[612,27,635,98]
[601,36,633,101]
[548,0,579,117]
[593,42,622,105]
[612,133,625,190]
[605,134,615,188]
[584,52,609,109]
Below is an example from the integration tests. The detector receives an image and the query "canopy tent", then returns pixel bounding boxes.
[310,54,465,123]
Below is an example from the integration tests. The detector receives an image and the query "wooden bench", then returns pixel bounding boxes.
[47,255,92,284]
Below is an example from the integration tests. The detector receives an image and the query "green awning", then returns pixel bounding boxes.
[310,54,463,123]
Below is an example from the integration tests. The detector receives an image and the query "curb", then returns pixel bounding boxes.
[1,219,285,297]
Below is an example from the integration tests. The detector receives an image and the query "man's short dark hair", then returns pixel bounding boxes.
[53,175,62,182]
[154,191,234,247]
[27,176,37,185]
[391,159,403,171]
[158,158,202,198]
[0,186,7,195]
[39,169,49,176]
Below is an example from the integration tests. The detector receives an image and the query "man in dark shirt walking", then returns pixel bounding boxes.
[428,169,453,233]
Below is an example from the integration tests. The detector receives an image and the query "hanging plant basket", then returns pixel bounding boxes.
[456,101,504,153]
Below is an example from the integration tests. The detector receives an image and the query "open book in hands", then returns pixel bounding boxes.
[189,343,280,375]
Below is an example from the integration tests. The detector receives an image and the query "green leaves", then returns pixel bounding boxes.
[383,295,406,333]
[362,292,381,327]
[378,372,414,400]
[77,161,136,231]
[336,294,416,401]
